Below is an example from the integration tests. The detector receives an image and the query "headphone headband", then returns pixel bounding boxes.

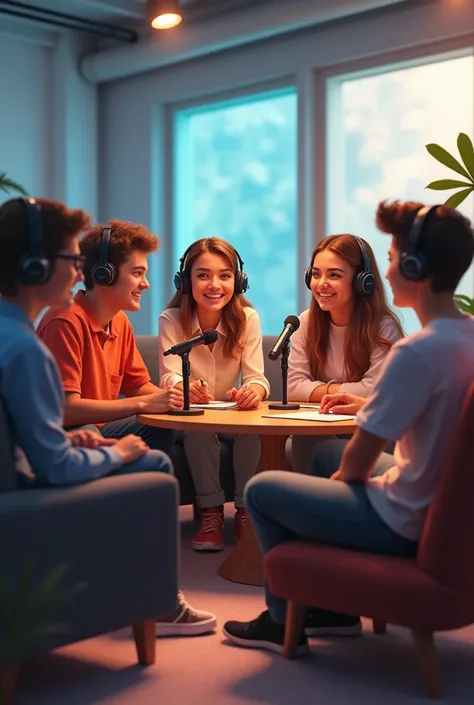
[91,226,117,286]
[17,197,51,286]
[99,227,111,265]
[399,205,441,282]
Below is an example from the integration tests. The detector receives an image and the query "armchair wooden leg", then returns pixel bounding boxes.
[372,619,387,634]
[283,601,307,658]
[133,620,156,665]
[411,630,442,698]
[1,664,19,705]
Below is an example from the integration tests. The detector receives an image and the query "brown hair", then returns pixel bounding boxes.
[376,200,474,293]
[80,220,159,289]
[307,234,404,382]
[167,238,253,359]
[0,197,90,296]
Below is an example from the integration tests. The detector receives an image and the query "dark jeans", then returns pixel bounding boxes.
[99,415,175,456]
[245,439,418,624]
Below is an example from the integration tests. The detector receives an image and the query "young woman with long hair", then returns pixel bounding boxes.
[159,237,269,551]
[287,234,404,473]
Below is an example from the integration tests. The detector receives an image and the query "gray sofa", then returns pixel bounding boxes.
[136,336,282,506]
[0,402,179,701]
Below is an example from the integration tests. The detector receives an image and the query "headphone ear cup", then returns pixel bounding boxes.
[91,262,116,287]
[235,271,248,295]
[175,270,190,295]
[18,255,51,286]
[399,253,428,282]
[304,267,312,290]
[353,270,376,295]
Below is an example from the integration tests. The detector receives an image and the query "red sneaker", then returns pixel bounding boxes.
[234,508,248,544]
[192,507,224,551]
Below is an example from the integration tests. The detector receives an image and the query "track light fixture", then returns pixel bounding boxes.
[148,0,183,30]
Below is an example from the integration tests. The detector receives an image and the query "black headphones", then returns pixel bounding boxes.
[399,205,440,282]
[305,235,376,296]
[174,242,249,295]
[91,227,118,286]
[17,197,52,286]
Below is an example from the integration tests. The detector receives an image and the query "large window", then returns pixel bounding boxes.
[173,88,298,334]
[327,54,474,334]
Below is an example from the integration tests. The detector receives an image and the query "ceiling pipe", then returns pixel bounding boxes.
[0,0,138,42]
[81,0,410,83]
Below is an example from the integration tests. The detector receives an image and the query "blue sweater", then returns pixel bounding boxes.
[0,299,122,485]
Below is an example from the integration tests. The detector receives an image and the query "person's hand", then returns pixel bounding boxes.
[330,469,344,481]
[66,429,116,448]
[319,392,365,415]
[189,380,215,404]
[114,434,149,463]
[142,388,184,413]
[226,384,262,410]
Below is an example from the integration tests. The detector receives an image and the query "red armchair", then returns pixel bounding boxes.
[264,382,474,698]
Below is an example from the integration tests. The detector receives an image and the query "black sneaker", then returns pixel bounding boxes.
[304,608,362,637]
[223,610,309,656]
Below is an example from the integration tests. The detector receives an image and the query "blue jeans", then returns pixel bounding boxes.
[78,417,175,476]
[100,415,175,456]
[244,438,418,624]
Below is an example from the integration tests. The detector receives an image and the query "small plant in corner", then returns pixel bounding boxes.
[0,173,28,197]
[425,133,474,314]
[0,562,85,704]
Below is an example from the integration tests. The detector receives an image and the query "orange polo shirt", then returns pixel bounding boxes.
[36,291,150,402]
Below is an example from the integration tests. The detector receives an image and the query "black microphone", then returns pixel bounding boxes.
[163,328,218,357]
[269,315,300,361]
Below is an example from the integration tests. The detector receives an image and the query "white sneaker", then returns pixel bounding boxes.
[155,591,217,637]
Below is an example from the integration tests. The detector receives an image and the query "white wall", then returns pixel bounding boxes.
[0,31,98,218]
[0,36,53,201]
[98,0,474,335]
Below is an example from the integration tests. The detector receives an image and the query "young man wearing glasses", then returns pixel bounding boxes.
[0,198,217,638]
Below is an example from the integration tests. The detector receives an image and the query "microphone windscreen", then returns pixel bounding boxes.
[284,315,300,330]
[202,328,218,344]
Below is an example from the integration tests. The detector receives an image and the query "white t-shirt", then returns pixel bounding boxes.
[357,316,474,541]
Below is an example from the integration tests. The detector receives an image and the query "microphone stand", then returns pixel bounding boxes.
[269,342,300,411]
[168,351,204,416]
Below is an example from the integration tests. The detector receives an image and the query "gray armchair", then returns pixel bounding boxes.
[0,403,179,705]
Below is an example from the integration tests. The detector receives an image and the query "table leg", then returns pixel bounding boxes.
[217,434,290,586]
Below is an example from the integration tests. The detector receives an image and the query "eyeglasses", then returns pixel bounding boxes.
[52,254,86,272]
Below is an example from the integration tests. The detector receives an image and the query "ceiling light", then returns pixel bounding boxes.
[148,0,183,30]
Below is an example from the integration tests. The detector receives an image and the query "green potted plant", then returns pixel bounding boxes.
[0,563,84,705]
[0,174,28,198]
[425,133,474,315]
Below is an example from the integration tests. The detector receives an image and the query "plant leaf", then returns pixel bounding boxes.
[444,187,474,209]
[426,144,473,181]
[457,133,474,181]
[426,179,472,190]
[454,294,474,314]
[0,173,28,196]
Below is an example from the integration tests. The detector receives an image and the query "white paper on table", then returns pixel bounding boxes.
[262,410,356,422]
[190,401,238,410]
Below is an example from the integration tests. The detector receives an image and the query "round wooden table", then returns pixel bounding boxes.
[138,403,357,587]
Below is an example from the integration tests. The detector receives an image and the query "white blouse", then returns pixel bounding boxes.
[158,307,270,400]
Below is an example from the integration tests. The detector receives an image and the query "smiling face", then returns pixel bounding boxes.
[105,251,150,311]
[42,235,84,310]
[309,248,356,324]
[190,252,235,317]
